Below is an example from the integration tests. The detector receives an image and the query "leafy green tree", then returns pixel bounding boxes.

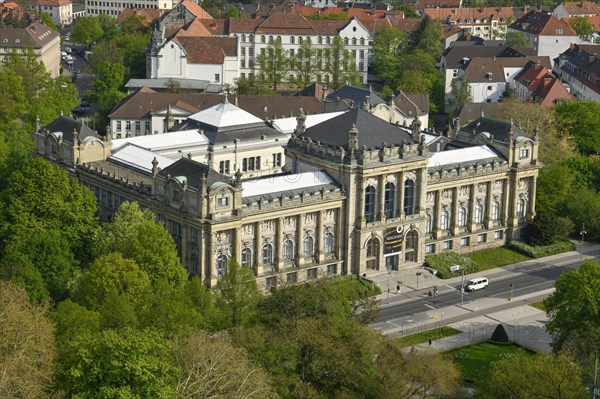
[416,17,443,59]
[295,38,317,88]
[59,328,177,398]
[76,252,151,309]
[544,260,600,356]
[96,202,187,287]
[0,68,26,125]
[89,62,127,113]
[563,188,600,241]
[0,281,57,398]
[505,31,529,47]
[117,33,151,80]
[396,5,420,18]
[98,14,120,40]
[225,5,241,18]
[97,288,138,330]
[173,330,278,398]
[568,16,594,40]
[554,100,600,155]
[86,40,124,76]
[373,27,407,86]
[0,250,47,303]
[52,300,101,350]
[257,37,289,92]
[325,36,360,89]
[214,259,261,329]
[476,351,587,399]
[0,157,99,262]
[450,75,473,110]
[525,211,572,245]
[71,16,104,47]
[36,12,58,31]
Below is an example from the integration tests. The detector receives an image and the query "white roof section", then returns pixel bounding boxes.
[109,144,176,173]
[187,99,264,130]
[242,170,334,198]
[422,133,443,145]
[272,111,348,134]
[427,145,499,168]
[112,130,210,152]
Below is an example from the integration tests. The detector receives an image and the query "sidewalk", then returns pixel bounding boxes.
[365,242,600,353]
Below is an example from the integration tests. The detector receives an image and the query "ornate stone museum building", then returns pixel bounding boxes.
[35,100,540,288]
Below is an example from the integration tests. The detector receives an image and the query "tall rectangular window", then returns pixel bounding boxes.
[364,186,376,222]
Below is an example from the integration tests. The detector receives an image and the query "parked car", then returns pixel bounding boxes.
[72,107,86,115]
[61,51,68,60]
[64,47,72,54]
[64,34,70,41]
[65,55,74,65]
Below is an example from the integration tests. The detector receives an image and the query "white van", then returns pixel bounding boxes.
[464,277,488,292]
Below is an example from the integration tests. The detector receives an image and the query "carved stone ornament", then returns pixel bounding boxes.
[478,183,487,193]
[283,217,296,229]
[242,224,254,237]
[442,189,453,200]
[459,186,469,196]
[325,209,335,223]
[426,192,434,202]
[304,213,316,225]
[518,178,528,190]
[263,220,275,233]
[494,180,503,190]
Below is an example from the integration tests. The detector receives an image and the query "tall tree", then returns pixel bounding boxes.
[477,351,588,399]
[544,259,600,357]
[415,17,443,59]
[59,328,177,398]
[89,61,127,113]
[449,75,473,111]
[0,281,57,398]
[554,100,600,155]
[96,202,187,287]
[71,16,104,47]
[505,31,530,48]
[295,37,317,89]
[213,259,261,329]
[372,26,407,87]
[568,16,594,41]
[256,37,289,92]
[325,36,360,89]
[173,330,278,398]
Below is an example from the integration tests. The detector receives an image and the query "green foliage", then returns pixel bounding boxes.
[0,250,47,303]
[96,202,187,287]
[568,16,594,40]
[424,252,479,279]
[536,163,577,214]
[490,324,509,342]
[295,38,317,88]
[52,300,101,349]
[562,188,600,241]
[505,31,529,48]
[225,5,241,18]
[307,11,349,20]
[71,17,104,46]
[372,27,407,85]
[468,246,531,271]
[524,211,572,245]
[544,259,600,355]
[59,328,178,398]
[214,260,262,329]
[450,75,473,110]
[554,100,600,155]
[507,239,575,258]
[89,61,127,113]
[416,17,443,58]
[395,5,420,18]
[257,37,289,92]
[476,351,588,399]
[325,36,360,90]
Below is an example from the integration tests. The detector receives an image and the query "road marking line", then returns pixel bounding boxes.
[445,284,454,289]
[424,304,436,309]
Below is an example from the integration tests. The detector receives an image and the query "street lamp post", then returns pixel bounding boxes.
[416,271,421,289]
[581,223,587,260]
[386,269,391,304]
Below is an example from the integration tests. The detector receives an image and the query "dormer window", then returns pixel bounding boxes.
[217,196,229,208]
[172,189,180,202]
[520,147,529,159]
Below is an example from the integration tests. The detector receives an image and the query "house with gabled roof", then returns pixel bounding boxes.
[20,0,72,26]
[424,6,516,40]
[513,61,572,105]
[508,10,582,63]
[553,1,600,19]
[553,43,600,102]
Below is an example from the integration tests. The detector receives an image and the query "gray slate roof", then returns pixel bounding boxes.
[42,116,102,144]
[325,85,386,107]
[302,107,416,149]
[459,116,529,143]
[158,157,230,188]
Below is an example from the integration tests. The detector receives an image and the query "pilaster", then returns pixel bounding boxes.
[296,214,305,266]
[451,186,459,236]
[317,211,325,263]
[468,183,476,232]
[484,181,493,229]
[433,190,442,240]
[378,174,385,220]
[276,217,283,271]
[254,221,263,275]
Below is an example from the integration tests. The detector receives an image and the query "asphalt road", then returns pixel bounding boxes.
[375,256,581,323]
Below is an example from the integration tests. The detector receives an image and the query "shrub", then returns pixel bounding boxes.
[424,252,479,279]
[524,212,572,245]
[508,239,575,259]
[490,324,509,343]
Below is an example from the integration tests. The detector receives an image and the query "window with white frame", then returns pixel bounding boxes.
[425,213,433,234]
[283,239,294,261]
[475,203,484,224]
[492,200,500,220]
[520,147,529,158]
[457,207,467,227]
[216,254,227,277]
[135,121,140,132]
[307,268,317,279]
[303,235,314,258]
[217,196,229,208]
[517,198,526,218]
[241,247,252,267]
[116,120,122,131]
[477,233,486,243]
[494,230,503,239]
[262,243,273,264]
[443,240,452,250]
[425,244,435,253]
[324,232,334,254]
[440,210,450,230]
[460,237,470,246]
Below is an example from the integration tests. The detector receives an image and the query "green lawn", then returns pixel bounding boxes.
[529,301,546,312]
[393,326,461,348]
[469,246,532,271]
[446,341,534,384]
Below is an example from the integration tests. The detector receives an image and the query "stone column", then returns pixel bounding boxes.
[507,176,518,228]
[296,214,305,266]
[233,227,241,264]
[335,208,342,262]
[207,231,216,287]
[276,217,284,271]
[433,190,442,240]
[254,221,263,275]
[417,168,427,216]
[357,176,365,226]
[468,183,476,232]
[451,186,459,236]
[528,176,537,220]
[198,226,206,279]
[378,174,385,220]
[397,171,405,218]
[317,211,325,263]
[485,181,493,229]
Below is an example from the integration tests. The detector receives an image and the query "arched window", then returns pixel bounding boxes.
[303,235,314,257]
[241,247,252,267]
[475,203,484,224]
[326,37,331,44]
[241,34,246,42]
[260,35,265,43]
[384,182,396,219]
[262,243,273,264]
[216,254,228,277]
[344,37,349,45]
[492,200,500,220]
[290,36,295,44]
[283,239,294,261]
[268,35,273,43]
[318,36,323,44]
[352,37,357,45]
[425,213,433,234]
[324,232,335,254]
[403,180,415,215]
[360,38,365,45]
[366,238,380,270]
[517,198,526,218]
[405,230,418,262]
[364,186,376,222]
[457,207,467,227]
[441,210,450,230]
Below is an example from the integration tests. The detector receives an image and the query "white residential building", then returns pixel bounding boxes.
[553,44,600,102]
[21,0,73,26]
[553,1,600,19]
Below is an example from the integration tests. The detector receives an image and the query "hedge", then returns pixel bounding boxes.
[507,239,575,259]
[424,252,479,279]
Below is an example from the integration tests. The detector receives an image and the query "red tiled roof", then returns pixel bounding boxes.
[559,2,600,16]
[227,12,352,35]
[510,10,577,36]
[175,18,213,37]
[20,0,71,7]
[117,7,164,24]
[400,0,461,12]
[179,0,212,19]
[514,61,572,106]
[562,14,600,31]
[424,7,516,22]
[174,36,237,64]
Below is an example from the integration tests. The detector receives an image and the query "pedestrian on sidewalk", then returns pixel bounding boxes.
[396,284,400,294]
[428,338,432,348]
